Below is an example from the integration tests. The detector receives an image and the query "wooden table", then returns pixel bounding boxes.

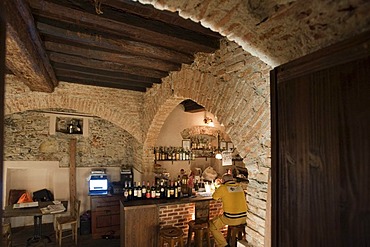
[3,201,68,246]
[120,195,213,247]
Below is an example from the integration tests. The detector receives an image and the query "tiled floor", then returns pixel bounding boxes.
[10,223,120,247]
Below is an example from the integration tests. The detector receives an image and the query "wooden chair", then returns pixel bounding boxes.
[2,222,12,247]
[55,198,81,246]
[186,220,211,247]
[226,224,246,247]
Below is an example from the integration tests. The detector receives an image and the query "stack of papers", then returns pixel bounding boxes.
[40,203,66,214]
[13,201,39,209]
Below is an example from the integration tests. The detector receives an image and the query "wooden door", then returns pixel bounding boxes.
[271,31,370,247]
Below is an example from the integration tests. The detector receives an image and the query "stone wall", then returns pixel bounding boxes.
[144,39,271,246]
[5,76,145,143]
[4,110,141,168]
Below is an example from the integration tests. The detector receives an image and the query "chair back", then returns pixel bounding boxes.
[71,197,81,219]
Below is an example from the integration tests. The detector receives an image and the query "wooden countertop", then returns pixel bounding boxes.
[121,195,213,207]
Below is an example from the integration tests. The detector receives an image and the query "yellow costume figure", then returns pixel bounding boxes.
[209,174,248,247]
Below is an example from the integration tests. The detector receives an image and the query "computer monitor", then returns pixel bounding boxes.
[89,175,108,195]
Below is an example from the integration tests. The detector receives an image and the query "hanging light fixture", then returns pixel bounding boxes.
[204,111,214,127]
[215,132,222,159]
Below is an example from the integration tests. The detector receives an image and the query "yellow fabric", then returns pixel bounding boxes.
[209,214,246,247]
[212,181,248,214]
[211,181,248,247]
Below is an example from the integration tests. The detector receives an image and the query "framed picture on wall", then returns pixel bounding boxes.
[227,142,234,151]
[220,141,227,150]
[222,151,232,166]
[182,139,191,150]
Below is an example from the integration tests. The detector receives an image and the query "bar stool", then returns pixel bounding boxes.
[226,224,246,247]
[186,220,211,247]
[159,226,185,247]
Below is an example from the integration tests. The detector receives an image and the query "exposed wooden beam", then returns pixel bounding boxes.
[48,52,167,79]
[36,22,193,64]
[53,63,161,84]
[4,0,57,92]
[105,0,222,38]
[27,0,219,53]
[44,41,180,72]
[54,68,154,87]
[59,76,147,92]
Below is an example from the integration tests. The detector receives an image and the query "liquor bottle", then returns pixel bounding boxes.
[166,181,171,198]
[123,181,129,200]
[174,181,178,198]
[160,181,165,198]
[145,181,151,199]
[141,181,147,198]
[133,182,138,199]
[128,181,133,200]
[155,182,161,199]
[169,181,175,198]
[151,181,156,199]
[137,182,142,199]
[177,179,182,198]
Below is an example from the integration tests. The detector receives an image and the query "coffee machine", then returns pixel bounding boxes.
[120,168,134,186]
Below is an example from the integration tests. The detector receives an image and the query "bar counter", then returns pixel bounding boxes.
[120,195,223,247]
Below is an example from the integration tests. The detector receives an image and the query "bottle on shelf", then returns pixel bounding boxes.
[128,181,133,201]
[155,182,161,199]
[166,181,171,198]
[137,182,142,199]
[123,181,129,200]
[174,181,179,198]
[133,182,138,199]
[151,181,156,199]
[141,181,146,198]
[145,181,151,199]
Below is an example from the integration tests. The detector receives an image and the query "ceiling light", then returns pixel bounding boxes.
[215,153,222,160]
[204,111,214,127]
[204,117,214,127]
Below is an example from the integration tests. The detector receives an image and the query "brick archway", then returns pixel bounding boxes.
[143,41,271,174]
[142,40,271,246]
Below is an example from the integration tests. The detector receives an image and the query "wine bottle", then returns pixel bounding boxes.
[160,181,165,198]
[123,181,129,200]
[155,182,161,199]
[146,181,151,199]
[169,181,175,198]
[128,181,133,200]
[137,182,142,199]
[174,181,178,198]
[166,181,171,198]
[150,181,155,199]
[133,182,138,199]
[141,181,146,198]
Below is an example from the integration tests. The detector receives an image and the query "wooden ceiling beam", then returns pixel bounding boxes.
[59,76,147,92]
[48,52,168,79]
[44,41,180,72]
[4,0,57,92]
[52,63,161,84]
[27,0,219,54]
[37,22,193,64]
[105,0,221,38]
[54,68,154,87]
